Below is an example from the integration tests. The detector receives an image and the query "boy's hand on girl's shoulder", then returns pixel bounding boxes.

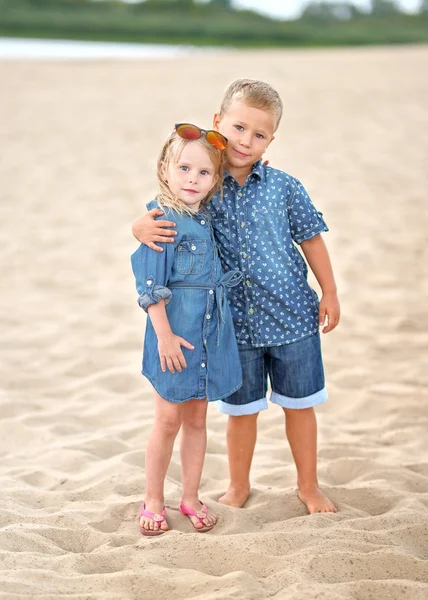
[132,208,177,252]
[319,291,340,334]
[157,333,194,374]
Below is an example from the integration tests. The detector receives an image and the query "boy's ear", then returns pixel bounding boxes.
[213,113,221,131]
[266,135,275,149]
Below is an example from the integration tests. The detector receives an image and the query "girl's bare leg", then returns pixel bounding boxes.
[180,399,216,529]
[141,392,182,532]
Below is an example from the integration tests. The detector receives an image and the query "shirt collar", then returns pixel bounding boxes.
[224,160,265,186]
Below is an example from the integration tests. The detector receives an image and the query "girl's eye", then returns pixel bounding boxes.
[234,125,244,131]
[200,170,209,176]
[179,165,189,172]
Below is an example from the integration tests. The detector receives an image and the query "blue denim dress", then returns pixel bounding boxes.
[131,200,243,403]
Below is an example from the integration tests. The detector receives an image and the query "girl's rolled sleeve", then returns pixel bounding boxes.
[131,242,174,313]
[288,180,329,245]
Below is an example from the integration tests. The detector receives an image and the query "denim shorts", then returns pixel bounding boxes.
[216,332,327,416]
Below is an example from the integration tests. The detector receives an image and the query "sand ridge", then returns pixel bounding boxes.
[1,46,428,599]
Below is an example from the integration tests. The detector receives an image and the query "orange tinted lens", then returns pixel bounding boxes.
[176,124,201,140]
[206,131,227,150]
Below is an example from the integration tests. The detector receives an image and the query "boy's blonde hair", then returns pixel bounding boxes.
[156,132,225,216]
[220,79,283,131]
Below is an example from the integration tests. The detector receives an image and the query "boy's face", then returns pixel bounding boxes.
[213,100,275,170]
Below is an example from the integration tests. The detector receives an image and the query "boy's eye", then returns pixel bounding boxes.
[255,133,265,139]
[179,165,189,172]
[234,125,244,131]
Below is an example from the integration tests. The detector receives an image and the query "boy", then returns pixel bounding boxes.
[133,80,340,514]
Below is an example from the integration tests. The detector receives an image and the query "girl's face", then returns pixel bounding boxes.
[166,142,218,210]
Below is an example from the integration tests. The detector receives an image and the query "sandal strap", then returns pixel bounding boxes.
[180,500,208,523]
[140,503,166,523]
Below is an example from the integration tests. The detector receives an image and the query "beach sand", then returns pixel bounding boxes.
[1,46,428,599]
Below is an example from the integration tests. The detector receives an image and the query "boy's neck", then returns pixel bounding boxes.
[224,162,252,188]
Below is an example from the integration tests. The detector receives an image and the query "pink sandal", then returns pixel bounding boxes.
[179,500,215,533]
[139,503,168,536]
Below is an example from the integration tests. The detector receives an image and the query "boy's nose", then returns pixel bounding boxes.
[240,133,251,147]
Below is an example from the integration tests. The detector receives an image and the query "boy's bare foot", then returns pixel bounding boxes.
[218,485,250,508]
[298,486,337,514]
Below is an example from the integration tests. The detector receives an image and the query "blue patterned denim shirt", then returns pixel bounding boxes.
[131,200,242,403]
[205,161,328,347]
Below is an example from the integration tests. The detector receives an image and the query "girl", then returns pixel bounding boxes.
[131,124,242,535]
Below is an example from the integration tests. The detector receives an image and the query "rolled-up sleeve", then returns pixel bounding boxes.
[288,179,329,245]
[131,241,175,313]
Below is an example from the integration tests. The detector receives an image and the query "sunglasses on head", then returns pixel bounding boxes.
[175,123,228,151]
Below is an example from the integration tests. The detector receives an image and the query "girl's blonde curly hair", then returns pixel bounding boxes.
[156,132,225,216]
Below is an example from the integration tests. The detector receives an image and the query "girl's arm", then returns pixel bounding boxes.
[147,300,194,374]
[300,234,340,333]
[131,226,194,372]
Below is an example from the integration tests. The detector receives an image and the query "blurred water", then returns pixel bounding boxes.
[0,37,216,59]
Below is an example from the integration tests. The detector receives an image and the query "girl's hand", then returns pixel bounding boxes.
[132,208,178,252]
[158,334,194,373]
[319,292,340,333]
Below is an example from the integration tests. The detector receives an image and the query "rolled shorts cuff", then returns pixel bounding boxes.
[270,387,328,409]
[216,397,268,416]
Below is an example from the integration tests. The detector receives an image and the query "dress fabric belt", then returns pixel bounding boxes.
[168,269,243,346]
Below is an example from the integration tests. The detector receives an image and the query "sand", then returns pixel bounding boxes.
[1,45,428,599]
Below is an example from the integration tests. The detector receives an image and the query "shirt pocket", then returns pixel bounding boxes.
[176,240,207,275]
[252,205,286,219]
[251,206,286,236]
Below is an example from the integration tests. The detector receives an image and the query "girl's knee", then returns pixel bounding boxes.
[181,399,207,431]
[183,414,206,432]
[156,413,181,436]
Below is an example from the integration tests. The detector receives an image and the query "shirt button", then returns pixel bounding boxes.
[246,280,251,286]
[206,314,211,320]
[209,290,214,295]
[200,220,206,225]
[241,222,246,228]
[146,279,153,285]
[249,308,255,314]
[242,252,247,259]
[191,245,196,251]
[201,363,206,368]
[237,192,243,198]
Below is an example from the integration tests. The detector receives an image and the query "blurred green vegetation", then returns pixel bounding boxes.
[0,0,427,47]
